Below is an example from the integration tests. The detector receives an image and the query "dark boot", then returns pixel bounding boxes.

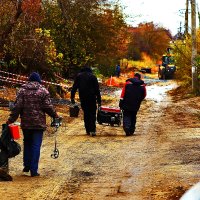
[90,132,96,136]
[0,168,12,181]
[0,149,9,173]
[124,127,131,136]
[23,167,30,172]
[0,148,12,181]
[129,130,135,136]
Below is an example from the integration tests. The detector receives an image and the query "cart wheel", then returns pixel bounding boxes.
[110,123,114,127]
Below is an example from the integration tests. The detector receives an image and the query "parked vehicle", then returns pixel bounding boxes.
[158,48,176,80]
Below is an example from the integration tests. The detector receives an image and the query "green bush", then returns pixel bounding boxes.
[98,65,116,77]
[48,85,57,98]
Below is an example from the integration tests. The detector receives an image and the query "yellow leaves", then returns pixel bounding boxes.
[72,58,78,65]
[57,53,63,59]
[35,28,42,33]
[85,56,90,61]
[43,29,51,37]
[34,27,63,68]
[35,28,50,37]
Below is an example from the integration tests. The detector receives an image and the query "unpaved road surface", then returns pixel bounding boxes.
[0,80,200,200]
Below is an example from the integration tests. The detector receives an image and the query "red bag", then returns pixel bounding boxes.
[9,125,20,140]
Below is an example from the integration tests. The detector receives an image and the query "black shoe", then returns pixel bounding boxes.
[31,172,40,177]
[90,132,96,136]
[0,168,13,181]
[23,167,30,173]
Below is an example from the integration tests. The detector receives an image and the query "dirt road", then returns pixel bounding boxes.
[0,80,200,200]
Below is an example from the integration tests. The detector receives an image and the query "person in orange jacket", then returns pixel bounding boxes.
[119,73,146,136]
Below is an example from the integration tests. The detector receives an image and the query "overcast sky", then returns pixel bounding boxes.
[119,0,199,35]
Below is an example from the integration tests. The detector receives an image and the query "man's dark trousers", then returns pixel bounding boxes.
[123,110,137,135]
[81,101,97,134]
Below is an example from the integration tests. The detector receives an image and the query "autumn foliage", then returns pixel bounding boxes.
[0,0,174,81]
[127,22,172,61]
[22,0,42,22]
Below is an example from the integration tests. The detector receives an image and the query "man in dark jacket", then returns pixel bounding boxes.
[119,73,146,136]
[71,67,101,136]
[7,72,58,177]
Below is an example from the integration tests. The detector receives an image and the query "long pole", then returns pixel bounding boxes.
[191,0,198,93]
[185,0,189,35]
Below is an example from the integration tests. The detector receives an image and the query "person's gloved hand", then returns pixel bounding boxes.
[51,116,62,127]
[71,99,75,104]
[119,99,124,109]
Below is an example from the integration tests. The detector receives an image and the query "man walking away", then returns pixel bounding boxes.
[7,72,59,177]
[71,66,101,136]
[119,73,146,136]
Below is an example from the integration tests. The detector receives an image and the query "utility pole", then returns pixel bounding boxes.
[179,22,182,33]
[197,3,200,27]
[185,0,189,35]
[191,0,198,93]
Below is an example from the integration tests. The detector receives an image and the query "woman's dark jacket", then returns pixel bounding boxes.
[8,82,57,130]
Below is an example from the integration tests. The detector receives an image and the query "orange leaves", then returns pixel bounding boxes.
[105,76,127,87]
[22,0,42,22]
[127,22,172,61]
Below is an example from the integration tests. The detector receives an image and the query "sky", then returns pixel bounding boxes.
[119,0,200,36]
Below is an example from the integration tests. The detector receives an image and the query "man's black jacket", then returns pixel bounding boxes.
[71,67,101,105]
[120,78,146,112]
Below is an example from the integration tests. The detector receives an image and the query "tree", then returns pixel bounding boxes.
[42,0,128,77]
[1,0,128,78]
[0,0,64,79]
[93,5,128,68]
[127,22,172,61]
[173,29,200,94]
[0,0,23,55]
